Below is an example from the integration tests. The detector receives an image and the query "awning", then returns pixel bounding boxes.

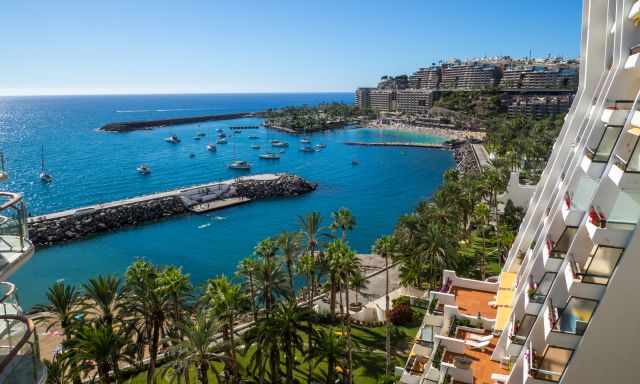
[496,289,514,306]
[495,306,512,332]
[498,272,517,290]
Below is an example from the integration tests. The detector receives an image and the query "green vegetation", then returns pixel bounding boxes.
[432,89,502,118]
[264,102,361,132]
[36,208,415,384]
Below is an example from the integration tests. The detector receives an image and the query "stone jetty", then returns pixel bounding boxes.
[99,111,265,132]
[28,174,316,247]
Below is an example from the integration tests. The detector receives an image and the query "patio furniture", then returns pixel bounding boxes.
[465,339,491,350]
[467,333,493,342]
[491,373,509,383]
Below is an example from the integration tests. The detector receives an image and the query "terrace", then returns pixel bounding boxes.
[0,192,34,281]
[580,124,623,178]
[441,329,509,384]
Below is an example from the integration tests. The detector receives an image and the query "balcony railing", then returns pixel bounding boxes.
[584,125,624,163]
[550,297,598,336]
[0,315,45,383]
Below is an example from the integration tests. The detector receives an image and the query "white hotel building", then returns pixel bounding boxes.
[400,1,640,383]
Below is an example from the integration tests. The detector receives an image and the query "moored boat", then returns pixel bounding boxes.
[217,138,228,144]
[299,145,315,153]
[207,143,216,151]
[165,135,181,144]
[259,152,281,160]
[251,144,261,149]
[228,160,251,170]
[136,164,151,175]
[271,140,289,147]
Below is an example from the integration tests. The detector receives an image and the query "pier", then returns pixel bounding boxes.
[343,141,450,149]
[99,111,266,132]
[27,173,316,247]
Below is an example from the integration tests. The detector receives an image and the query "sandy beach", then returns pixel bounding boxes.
[369,121,486,141]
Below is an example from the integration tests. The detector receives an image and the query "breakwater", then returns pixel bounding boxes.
[27,174,316,247]
[99,112,265,132]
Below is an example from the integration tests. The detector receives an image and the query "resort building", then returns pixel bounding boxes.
[500,66,579,90]
[409,66,442,89]
[396,89,436,114]
[355,87,374,110]
[369,89,397,112]
[0,191,46,383]
[440,63,501,90]
[398,1,640,383]
[507,94,575,119]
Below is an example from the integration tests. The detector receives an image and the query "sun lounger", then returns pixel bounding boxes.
[491,373,509,383]
[465,339,491,350]
[467,333,493,342]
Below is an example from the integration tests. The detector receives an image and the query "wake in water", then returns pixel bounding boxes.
[115,107,220,113]
[197,216,226,229]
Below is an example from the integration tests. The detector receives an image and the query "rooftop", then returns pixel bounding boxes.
[450,286,497,318]
[444,330,509,384]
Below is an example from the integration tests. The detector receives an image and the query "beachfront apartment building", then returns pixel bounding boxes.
[409,66,442,89]
[501,67,579,90]
[507,95,575,119]
[0,191,46,383]
[396,89,436,114]
[440,63,501,90]
[369,89,398,112]
[398,1,640,383]
[355,87,374,110]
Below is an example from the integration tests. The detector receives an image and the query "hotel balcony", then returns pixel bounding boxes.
[0,192,34,281]
[600,100,632,125]
[547,297,598,351]
[525,272,557,316]
[585,204,636,248]
[569,245,623,295]
[434,271,498,325]
[528,345,574,383]
[541,226,577,273]
[608,117,640,190]
[0,282,46,383]
[580,125,623,178]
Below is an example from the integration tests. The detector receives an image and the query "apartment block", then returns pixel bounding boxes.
[355,87,374,110]
[369,89,397,112]
[507,94,575,118]
[398,1,640,383]
[409,66,442,89]
[501,66,579,89]
[440,63,500,89]
[396,89,436,114]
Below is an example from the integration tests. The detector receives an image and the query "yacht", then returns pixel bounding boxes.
[165,135,181,144]
[271,140,289,147]
[315,143,326,149]
[193,136,202,140]
[300,145,315,153]
[251,144,261,149]
[207,143,217,152]
[249,135,259,139]
[217,138,228,144]
[136,164,151,175]
[259,152,281,160]
[197,132,206,137]
[39,146,53,183]
[228,160,251,170]
[300,138,311,144]
[217,132,227,138]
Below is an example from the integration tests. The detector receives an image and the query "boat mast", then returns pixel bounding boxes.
[41,145,45,172]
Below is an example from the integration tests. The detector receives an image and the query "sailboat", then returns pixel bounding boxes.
[0,152,7,181]
[206,128,216,151]
[300,126,311,144]
[136,164,151,175]
[39,145,53,183]
[228,144,251,170]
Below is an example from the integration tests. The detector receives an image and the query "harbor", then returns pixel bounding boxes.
[27,173,316,247]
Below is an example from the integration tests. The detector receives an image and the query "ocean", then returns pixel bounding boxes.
[0,93,454,309]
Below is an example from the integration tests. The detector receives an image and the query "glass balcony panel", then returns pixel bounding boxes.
[553,297,598,335]
[531,346,574,382]
[626,138,640,172]
[581,246,623,285]
[592,125,623,162]
[531,272,556,303]
[608,191,640,224]
[572,177,598,210]
[551,227,578,258]
[513,314,536,344]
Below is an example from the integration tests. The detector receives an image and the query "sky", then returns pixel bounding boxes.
[0,0,582,96]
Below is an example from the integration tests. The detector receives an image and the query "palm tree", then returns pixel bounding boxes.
[312,328,346,384]
[156,266,192,331]
[204,276,248,382]
[349,269,368,306]
[244,316,282,384]
[82,275,122,327]
[122,259,172,384]
[162,312,230,384]
[254,255,288,316]
[277,231,302,294]
[298,211,325,261]
[296,253,317,383]
[330,207,356,242]
[419,221,449,290]
[65,321,131,384]
[270,298,309,384]
[44,354,69,384]
[473,202,491,280]
[373,235,396,377]
[236,257,260,322]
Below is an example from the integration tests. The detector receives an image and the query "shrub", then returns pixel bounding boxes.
[392,296,411,307]
[389,303,414,325]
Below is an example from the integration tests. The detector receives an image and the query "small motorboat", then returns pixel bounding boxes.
[217,138,228,144]
[271,140,289,147]
[249,135,259,139]
[352,159,359,166]
[259,152,281,160]
[136,164,151,175]
[165,135,181,144]
[251,144,261,149]
[217,132,227,138]
[228,160,251,170]
[300,145,315,153]
[197,132,206,137]
[193,136,202,140]
[189,153,196,158]
[234,130,241,134]
[216,128,224,133]
[315,143,326,149]
[300,138,311,144]
[207,143,216,152]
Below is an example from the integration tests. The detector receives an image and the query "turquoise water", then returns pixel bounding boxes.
[0,94,453,309]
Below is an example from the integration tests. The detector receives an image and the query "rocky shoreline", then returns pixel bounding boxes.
[453,143,481,174]
[99,112,265,132]
[28,174,316,247]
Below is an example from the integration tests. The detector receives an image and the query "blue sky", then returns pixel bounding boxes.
[0,0,582,96]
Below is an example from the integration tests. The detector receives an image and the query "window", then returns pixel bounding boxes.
[580,246,623,285]
[551,226,578,258]
[531,346,574,382]
[590,125,623,162]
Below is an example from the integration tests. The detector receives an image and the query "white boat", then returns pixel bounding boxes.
[300,138,311,144]
[216,128,224,133]
[271,140,289,147]
[207,143,216,152]
[217,132,227,138]
[39,146,53,183]
[249,135,259,139]
[315,143,326,149]
[165,135,181,144]
[300,145,315,153]
[228,160,251,170]
[217,138,228,144]
[251,144,261,149]
[0,153,7,181]
[137,164,151,175]
[259,152,281,160]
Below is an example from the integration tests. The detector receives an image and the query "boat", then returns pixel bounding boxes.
[249,135,259,139]
[0,152,7,181]
[217,132,226,138]
[189,153,196,158]
[136,164,151,175]
[300,145,315,153]
[216,128,224,133]
[197,132,206,137]
[39,145,53,183]
[271,140,289,147]
[351,159,359,166]
[300,138,311,144]
[217,138,228,144]
[251,144,261,149]
[234,130,241,134]
[228,160,251,170]
[193,136,202,140]
[165,135,181,144]
[315,143,326,149]
[259,152,281,160]
[207,143,217,152]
